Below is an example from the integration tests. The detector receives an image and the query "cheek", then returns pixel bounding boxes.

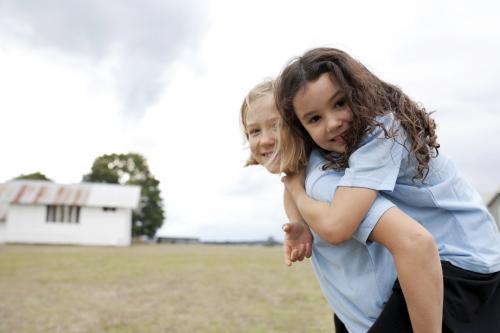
[248,139,259,158]
[309,128,323,141]
[345,108,354,120]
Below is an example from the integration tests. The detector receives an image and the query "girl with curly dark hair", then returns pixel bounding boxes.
[241,79,444,333]
[276,47,500,333]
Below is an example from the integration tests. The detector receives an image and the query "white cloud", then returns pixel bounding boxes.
[0,0,499,241]
[0,0,208,115]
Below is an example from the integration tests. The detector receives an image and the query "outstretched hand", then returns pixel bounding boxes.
[283,221,313,266]
[281,169,306,197]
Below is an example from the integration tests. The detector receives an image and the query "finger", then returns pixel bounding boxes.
[291,248,298,262]
[305,242,312,258]
[282,223,291,233]
[297,244,305,261]
[284,245,292,266]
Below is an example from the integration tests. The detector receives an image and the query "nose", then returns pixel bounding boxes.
[326,114,342,133]
[261,129,276,147]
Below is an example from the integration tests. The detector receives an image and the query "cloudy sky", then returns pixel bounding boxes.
[1,0,499,241]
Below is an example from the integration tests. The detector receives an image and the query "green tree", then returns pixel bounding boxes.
[15,172,53,181]
[83,153,165,238]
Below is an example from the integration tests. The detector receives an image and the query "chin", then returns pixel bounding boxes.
[264,160,281,174]
[327,144,346,154]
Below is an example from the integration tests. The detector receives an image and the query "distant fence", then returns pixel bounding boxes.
[155,236,282,246]
[156,237,200,244]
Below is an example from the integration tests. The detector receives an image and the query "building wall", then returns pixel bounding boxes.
[81,207,131,246]
[0,221,6,243]
[489,197,500,230]
[6,204,131,246]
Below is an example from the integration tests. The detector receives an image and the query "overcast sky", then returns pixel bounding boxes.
[1,0,499,241]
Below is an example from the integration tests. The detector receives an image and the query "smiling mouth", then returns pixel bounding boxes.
[262,152,279,161]
[330,134,346,144]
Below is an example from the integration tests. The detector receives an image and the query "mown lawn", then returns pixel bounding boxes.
[0,244,332,333]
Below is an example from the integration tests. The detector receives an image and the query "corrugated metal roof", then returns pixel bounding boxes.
[0,181,141,220]
[0,181,90,206]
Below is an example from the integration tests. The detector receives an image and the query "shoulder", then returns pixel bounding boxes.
[359,112,406,147]
[305,149,343,196]
[307,149,326,170]
[307,150,342,177]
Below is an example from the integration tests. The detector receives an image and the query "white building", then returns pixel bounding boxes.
[0,180,140,246]
[487,191,500,231]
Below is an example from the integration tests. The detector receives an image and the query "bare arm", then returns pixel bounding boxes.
[284,171,443,333]
[283,170,376,244]
[282,189,312,266]
[370,208,443,333]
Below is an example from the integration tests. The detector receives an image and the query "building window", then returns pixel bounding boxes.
[46,205,80,223]
[102,207,117,212]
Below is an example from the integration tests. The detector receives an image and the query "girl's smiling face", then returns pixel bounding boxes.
[245,94,281,174]
[292,73,354,154]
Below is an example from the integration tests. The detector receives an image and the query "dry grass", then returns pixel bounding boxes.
[0,244,332,333]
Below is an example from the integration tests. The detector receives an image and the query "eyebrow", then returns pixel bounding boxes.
[246,116,280,128]
[299,90,344,120]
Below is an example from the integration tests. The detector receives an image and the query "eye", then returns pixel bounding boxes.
[271,122,279,131]
[308,115,321,124]
[247,128,260,137]
[334,98,346,109]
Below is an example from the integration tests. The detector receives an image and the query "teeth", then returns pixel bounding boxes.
[262,152,277,161]
[331,135,344,142]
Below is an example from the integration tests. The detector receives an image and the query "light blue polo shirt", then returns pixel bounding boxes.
[306,150,397,333]
[337,113,500,273]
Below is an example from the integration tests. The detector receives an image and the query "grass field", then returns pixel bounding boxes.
[0,244,333,333]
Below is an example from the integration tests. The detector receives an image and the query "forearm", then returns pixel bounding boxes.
[282,189,313,266]
[283,189,305,223]
[289,186,377,245]
[292,190,343,243]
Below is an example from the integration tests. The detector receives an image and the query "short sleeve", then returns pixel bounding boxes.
[337,113,406,192]
[306,147,396,245]
[351,194,395,244]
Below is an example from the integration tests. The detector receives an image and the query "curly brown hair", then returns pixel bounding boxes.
[275,47,440,180]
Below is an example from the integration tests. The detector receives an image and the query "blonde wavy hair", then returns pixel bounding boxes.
[240,79,308,174]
